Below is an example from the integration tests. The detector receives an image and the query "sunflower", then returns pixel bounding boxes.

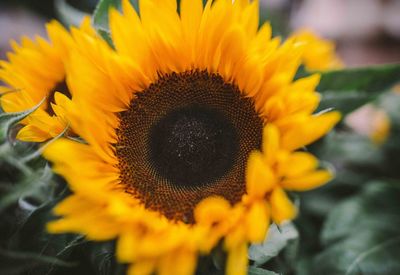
[290,29,343,71]
[15,0,340,274]
[0,18,95,142]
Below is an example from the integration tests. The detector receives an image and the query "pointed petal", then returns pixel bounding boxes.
[281,170,333,191]
[270,188,297,224]
[246,151,276,198]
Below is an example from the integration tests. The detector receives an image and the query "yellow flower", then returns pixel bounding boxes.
[0,18,95,142]
[6,0,340,274]
[290,29,343,71]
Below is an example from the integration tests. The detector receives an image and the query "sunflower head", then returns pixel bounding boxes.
[0,18,96,142]
[115,69,264,222]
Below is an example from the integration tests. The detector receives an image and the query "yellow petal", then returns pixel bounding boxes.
[43,138,118,194]
[261,124,280,164]
[159,249,197,275]
[245,201,270,243]
[180,0,203,50]
[281,170,333,191]
[16,124,50,142]
[262,95,285,121]
[117,231,137,263]
[226,242,248,275]
[110,0,148,65]
[291,73,320,91]
[237,0,259,37]
[282,111,341,150]
[224,214,246,250]
[279,152,318,178]
[270,188,297,224]
[246,151,276,198]
[128,261,156,275]
[194,196,231,225]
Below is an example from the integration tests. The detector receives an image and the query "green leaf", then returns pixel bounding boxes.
[314,232,400,275]
[93,0,118,31]
[315,64,400,115]
[343,235,400,275]
[249,223,298,266]
[321,183,400,244]
[311,182,400,275]
[318,64,400,92]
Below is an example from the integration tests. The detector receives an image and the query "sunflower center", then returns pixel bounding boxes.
[149,105,238,187]
[116,70,263,223]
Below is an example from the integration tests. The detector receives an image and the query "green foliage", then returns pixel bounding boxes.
[0,100,53,210]
[1,200,84,275]
[315,64,400,115]
[249,223,298,266]
[93,0,119,32]
[291,86,400,275]
[0,101,79,274]
[312,182,400,275]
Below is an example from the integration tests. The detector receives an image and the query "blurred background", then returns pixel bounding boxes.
[0,0,399,65]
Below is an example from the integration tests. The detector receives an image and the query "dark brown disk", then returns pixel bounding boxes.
[115,70,263,223]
